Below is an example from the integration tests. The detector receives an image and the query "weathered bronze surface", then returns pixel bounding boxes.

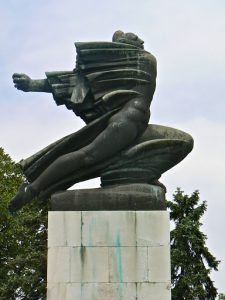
[50,184,166,211]
[9,31,193,212]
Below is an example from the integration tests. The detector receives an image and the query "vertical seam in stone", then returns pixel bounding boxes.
[47,212,50,248]
[135,211,137,247]
[80,212,84,300]
[63,212,65,247]
[108,246,110,283]
[81,211,83,247]
[69,247,72,283]
[135,211,139,299]
[81,282,84,300]
[147,246,149,282]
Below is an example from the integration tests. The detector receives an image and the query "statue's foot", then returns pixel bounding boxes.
[151,179,167,193]
[8,183,37,214]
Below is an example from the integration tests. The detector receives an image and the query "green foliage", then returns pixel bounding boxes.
[0,148,47,299]
[218,294,225,300]
[167,188,219,300]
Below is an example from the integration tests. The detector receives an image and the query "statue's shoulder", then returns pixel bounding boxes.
[75,41,145,63]
[75,41,139,51]
[75,41,156,74]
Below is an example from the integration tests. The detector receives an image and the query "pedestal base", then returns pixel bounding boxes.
[47,211,171,300]
[50,184,166,211]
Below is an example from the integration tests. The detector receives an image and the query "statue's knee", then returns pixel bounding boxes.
[185,133,194,152]
[108,121,124,131]
[83,152,97,166]
[54,154,74,168]
[56,151,86,167]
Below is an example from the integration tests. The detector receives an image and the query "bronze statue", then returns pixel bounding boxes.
[9,30,193,212]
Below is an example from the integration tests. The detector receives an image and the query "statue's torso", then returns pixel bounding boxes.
[46,42,157,123]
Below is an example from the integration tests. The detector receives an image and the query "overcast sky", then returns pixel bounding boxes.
[1,0,225,293]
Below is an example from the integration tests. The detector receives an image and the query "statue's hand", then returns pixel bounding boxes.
[12,73,32,92]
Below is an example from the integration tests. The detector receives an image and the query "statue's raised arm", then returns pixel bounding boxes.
[13,73,51,93]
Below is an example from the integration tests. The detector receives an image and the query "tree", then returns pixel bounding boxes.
[167,189,219,300]
[0,148,48,299]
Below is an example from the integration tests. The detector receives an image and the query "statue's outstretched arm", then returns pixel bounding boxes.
[12,73,51,93]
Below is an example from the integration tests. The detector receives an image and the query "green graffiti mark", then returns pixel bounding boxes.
[115,232,123,296]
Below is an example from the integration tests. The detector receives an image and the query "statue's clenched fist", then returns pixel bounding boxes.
[12,73,31,92]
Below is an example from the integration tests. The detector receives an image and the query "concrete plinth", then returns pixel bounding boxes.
[47,211,171,300]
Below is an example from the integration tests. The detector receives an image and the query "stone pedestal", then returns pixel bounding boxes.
[47,210,171,299]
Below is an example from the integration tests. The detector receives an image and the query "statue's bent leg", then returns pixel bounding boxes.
[8,123,138,212]
[22,111,115,182]
[137,124,194,146]
[136,124,194,176]
[29,98,149,194]
[31,122,142,193]
[100,124,194,187]
[8,99,149,213]
[137,124,194,172]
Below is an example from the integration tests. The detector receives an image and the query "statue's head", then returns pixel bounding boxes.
[112,30,144,49]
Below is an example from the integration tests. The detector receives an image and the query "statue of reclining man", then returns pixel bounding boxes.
[9,30,193,212]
